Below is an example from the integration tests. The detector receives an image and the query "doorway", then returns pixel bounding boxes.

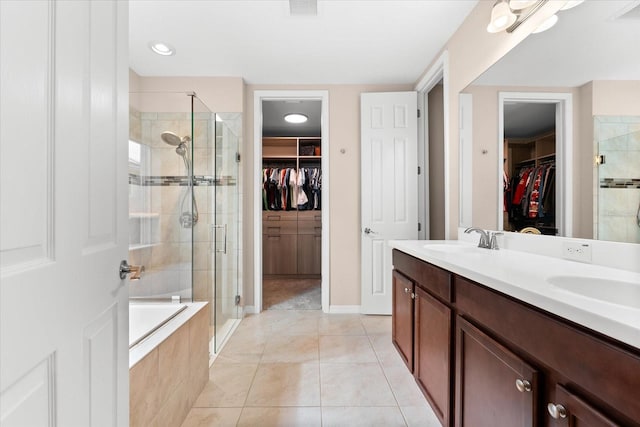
[498,92,573,237]
[253,91,330,313]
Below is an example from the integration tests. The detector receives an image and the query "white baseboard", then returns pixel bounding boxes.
[243,305,256,315]
[329,305,361,314]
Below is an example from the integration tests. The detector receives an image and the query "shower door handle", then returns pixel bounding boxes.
[211,224,227,254]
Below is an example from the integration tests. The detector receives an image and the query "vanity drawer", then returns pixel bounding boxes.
[297,210,322,221]
[392,250,452,303]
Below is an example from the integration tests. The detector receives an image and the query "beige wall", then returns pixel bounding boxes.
[416,1,566,238]
[428,84,445,240]
[243,84,411,307]
[592,81,640,116]
[130,71,244,113]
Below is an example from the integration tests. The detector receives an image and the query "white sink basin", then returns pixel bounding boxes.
[547,276,640,308]
[422,243,480,254]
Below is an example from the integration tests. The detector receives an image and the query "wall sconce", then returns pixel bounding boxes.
[487,0,554,34]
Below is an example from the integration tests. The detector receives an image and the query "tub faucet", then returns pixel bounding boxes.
[464,227,491,249]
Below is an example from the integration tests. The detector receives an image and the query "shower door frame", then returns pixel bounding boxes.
[252,90,330,314]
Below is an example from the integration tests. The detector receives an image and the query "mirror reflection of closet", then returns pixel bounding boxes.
[503,102,557,235]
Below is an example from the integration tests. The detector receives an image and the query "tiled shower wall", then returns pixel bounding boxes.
[594,116,640,244]
[128,108,215,301]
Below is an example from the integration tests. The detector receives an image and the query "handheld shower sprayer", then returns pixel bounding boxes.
[160,131,199,228]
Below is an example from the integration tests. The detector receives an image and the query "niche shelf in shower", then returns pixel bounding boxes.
[129,212,160,250]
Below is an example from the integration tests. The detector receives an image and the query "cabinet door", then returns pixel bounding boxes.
[297,234,321,275]
[414,286,452,427]
[456,317,539,427]
[263,234,297,275]
[547,385,620,427]
[392,270,414,370]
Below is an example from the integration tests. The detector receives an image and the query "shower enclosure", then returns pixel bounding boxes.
[128,91,241,354]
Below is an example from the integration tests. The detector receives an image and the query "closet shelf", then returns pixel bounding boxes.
[517,153,556,165]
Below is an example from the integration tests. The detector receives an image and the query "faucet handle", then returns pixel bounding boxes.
[489,232,504,250]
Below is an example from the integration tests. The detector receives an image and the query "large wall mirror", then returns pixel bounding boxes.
[459,0,640,244]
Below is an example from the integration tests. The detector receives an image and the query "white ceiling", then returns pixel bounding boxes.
[129,0,477,84]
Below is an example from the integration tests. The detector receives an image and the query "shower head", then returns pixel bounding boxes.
[161,131,191,146]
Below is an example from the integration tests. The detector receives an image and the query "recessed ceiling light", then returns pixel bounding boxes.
[284,113,308,124]
[149,41,175,56]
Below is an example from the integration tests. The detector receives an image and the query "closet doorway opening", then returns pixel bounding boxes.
[253,91,330,313]
[498,92,573,237]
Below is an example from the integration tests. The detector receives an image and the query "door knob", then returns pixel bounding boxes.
[515,379,532,393]
[547,403,567,419]
[364,227,377,235]
[119,260,145,280]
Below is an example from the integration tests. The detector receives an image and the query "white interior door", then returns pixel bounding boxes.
[0,1,129,426]
[361,92,418,314]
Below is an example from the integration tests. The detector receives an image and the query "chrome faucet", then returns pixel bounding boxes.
[464,227,503,250]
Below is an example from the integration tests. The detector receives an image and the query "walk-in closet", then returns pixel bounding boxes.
[261,100,322,310]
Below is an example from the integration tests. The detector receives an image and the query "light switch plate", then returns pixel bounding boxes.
[562,241,592,263]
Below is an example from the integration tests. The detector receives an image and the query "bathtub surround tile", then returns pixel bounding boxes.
[236,407,322,427]
[130,348,160,427]
[181,408,242,427]
[245,363,321,407]
[321,406,406,427]
[158,317,191,405]
[153,377,192,427]
[189,306,210,405]
[320,363,396,406]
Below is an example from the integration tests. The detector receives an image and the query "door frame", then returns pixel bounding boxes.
[415,51,450,239]
[497,92,573,236]
[253,90,330,313]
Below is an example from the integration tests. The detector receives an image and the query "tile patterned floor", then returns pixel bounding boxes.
[181,310,441,427]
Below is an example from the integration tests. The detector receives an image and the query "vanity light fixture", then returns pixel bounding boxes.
[284,113,308,124]
[487,0,518,33]
[532,13,559,33]
[487,0,549,34]
[149,41,175,56]
[560,0,584,11]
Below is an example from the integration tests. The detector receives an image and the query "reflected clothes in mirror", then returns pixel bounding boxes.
[262,167,321,211]
[508,163,555,234]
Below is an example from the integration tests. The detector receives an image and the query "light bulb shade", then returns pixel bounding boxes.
[532,14,558,33]
[487,1,517,33]
[509,0,537,10]
[149,41,175,56]
[284,113,308,124]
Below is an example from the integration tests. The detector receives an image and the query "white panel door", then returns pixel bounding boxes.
[0,1,129,426]
[361,92,418,314]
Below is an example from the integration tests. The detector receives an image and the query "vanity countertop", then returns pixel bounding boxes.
[389,240,640,349]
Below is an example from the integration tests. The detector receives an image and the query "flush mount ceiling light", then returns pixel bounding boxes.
[284,113,308,124]
[149,41,175,56]
[487,0,571,34]
[508,0,538,11]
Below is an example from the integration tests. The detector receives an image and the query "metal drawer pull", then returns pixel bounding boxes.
[404,287,410,293]
[547,403,567,419]
[515,379,532,393]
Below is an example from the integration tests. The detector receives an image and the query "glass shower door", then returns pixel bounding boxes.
[213,113,241,352]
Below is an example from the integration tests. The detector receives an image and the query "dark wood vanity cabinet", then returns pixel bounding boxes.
[391,249,640,427]
[456,317,539,427]
[392,270,414,370]
[392,251,453,427]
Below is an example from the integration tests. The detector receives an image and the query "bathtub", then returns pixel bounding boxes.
[129,301,209,426]
[129,301,208,369]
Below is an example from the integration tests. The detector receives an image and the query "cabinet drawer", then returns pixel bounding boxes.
[263,220,297,235]
[392,250,452,303]
[262,211,298,222]
[262,234,297,275]
[297,220,322,235]
[297,210,321,221]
